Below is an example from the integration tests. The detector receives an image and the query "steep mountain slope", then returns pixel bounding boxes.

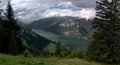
[27,16,93,39]
[20,29,53,51]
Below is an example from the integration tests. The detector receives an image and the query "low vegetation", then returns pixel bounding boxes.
[0,54,102,65]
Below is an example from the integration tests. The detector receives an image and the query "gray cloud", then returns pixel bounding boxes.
[1,0,98,23]
[68,0,99,8]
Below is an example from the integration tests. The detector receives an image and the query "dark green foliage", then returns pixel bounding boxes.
[4,1,20,34]
[0,28,8,53]
[8,34,18,55]
[77,51,84,59]
[41,41,85,58]
[5,1,24,55]
[55,42,64,57]
[87,0,120,64]
[12,29,54,56]
[54,42,79,58]
[23,49,33,57]
[20,29,52,51]
[65,50,78,58]
[0,20,10,53]
[43,43,56,57]
[16,36,25,54]
[42,42,68,57]
[0,1,25,55]
[55,42,61,57]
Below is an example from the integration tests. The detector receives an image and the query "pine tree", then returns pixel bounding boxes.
[87,0,120,64]
[1,0,25,54]
[4,0,20,34]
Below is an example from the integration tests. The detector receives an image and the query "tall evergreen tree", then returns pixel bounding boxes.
[1,0,25,54]
[87,0,120,64]
[4,0,20,34]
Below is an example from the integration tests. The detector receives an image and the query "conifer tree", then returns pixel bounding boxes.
[87,0,120,64]
[4,0,20,34]
[2,0,25,54]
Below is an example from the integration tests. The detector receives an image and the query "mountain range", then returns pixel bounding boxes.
[26,16,93,39]
[24,16,94,50]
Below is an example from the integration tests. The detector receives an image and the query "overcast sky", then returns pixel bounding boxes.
[1,0,98,23]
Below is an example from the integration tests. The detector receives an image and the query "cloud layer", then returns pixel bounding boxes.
[1,0,97,23]
[42,2,96,19]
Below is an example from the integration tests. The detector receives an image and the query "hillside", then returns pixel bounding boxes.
[20,29,53,51]
[26,17,93,39]
[0,54,102,65]
[0,19,53,53]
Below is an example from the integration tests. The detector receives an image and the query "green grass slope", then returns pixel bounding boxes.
[0,54,102,65]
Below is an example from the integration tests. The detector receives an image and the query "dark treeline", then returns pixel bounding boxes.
[41,42,84,59]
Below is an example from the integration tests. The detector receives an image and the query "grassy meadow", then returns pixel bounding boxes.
[0,54,103,65]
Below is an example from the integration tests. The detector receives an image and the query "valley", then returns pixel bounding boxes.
[24,17,93,51]
[32,29,89,50]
